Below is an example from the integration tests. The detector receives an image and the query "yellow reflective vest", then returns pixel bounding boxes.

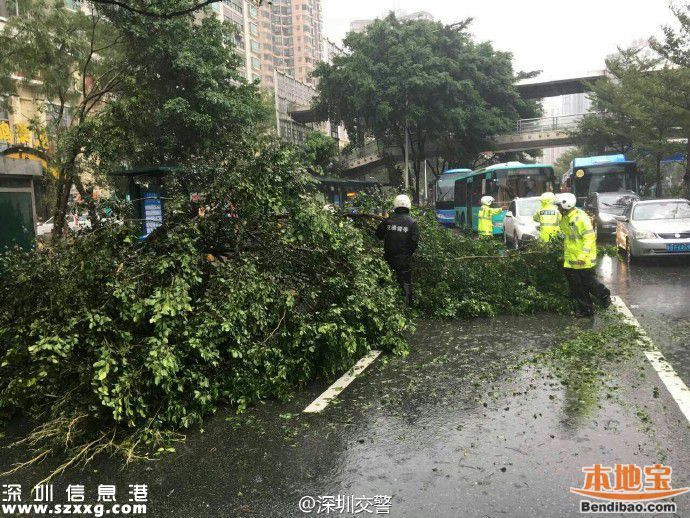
[532,202,562,242]
[478,206,502,236]
[559,208,597,269]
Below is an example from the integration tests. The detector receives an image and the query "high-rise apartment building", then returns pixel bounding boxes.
[257,0,323,88]
[213,1,324,88]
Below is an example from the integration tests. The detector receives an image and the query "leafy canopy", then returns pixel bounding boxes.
[313,15,541,173]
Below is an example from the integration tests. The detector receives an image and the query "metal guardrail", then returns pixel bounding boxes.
[516,113,586,133]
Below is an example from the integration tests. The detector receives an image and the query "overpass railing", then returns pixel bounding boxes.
[516,113,587,133]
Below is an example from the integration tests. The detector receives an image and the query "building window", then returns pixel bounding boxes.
[249,22,258,36]
[249,4,258,17]
[251,57,261,70]
[250,40,260,53]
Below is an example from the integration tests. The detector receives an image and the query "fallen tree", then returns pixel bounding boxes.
[0,138,410,477]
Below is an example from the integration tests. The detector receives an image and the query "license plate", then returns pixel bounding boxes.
[666,243,690,252]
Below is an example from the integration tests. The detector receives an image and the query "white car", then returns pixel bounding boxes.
[503,197,541,249]
[36,215,90,237]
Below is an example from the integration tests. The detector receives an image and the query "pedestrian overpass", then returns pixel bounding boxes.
[342,113,586,172]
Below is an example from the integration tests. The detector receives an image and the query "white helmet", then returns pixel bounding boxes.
[540,191,556,203]
[393,194,412,210]
[555,192,577,211]
[480,196,494,206]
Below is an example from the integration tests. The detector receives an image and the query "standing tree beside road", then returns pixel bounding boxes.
[0,1,268,237]
[652,3,690,198]
[0,3,127,236]
[313,15,541,201]
[573,4,690,197]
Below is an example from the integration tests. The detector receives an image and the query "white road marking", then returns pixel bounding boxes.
[612,296,690,424]
[303,350,382,413]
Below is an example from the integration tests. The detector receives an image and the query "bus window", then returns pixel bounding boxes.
[495,168,551,202]
[470,178,483,202]
[454,180,467,207]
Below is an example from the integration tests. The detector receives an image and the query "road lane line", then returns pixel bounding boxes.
[612,296,690,424]
[303,350,382,413]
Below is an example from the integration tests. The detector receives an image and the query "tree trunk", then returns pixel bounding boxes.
[73,175,100,230]
[52,176,72,238]
[412,138,424,205]
[655,156,663,198]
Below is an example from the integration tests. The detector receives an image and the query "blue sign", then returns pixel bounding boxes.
[142,191,163,237]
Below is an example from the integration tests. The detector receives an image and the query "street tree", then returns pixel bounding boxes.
[572,49,683,196]
[88,4,269,168]
[299,132,340,176]
[553,147,584,178]
[651,3,690,197]
[312,15,540,201]
[0,1,268,236]
[0,2,128,235]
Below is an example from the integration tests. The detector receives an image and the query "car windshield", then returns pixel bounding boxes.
[517,198,541,217]
[598,193,638,215]
[633,201,690,221]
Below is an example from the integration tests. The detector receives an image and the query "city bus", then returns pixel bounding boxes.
[313,177,381,208]
[434,168,472,226]
[453,162,558,235]
[561,154,638,207]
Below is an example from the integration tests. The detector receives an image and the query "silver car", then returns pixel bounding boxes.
[616,199,690,259]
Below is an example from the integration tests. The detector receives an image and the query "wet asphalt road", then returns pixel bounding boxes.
[1,255,690,518]
[597,254,690,386]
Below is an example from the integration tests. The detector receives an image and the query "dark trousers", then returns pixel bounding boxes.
[564,268,610,314]
[386,255,412,304]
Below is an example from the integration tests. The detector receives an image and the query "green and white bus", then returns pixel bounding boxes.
[453,162,558,235]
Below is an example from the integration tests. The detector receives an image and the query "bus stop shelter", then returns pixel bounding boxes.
[109,166,178,239]
[0,156,42,250]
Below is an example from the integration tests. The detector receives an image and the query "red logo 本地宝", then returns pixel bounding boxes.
[570,464,689,502]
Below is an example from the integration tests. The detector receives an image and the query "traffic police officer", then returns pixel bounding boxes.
[533,192,562,242]
[478,196,503,237]
[376,194,420,305]
[554,193,611,317]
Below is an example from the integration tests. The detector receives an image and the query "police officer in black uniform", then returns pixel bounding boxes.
[376,194,420,304]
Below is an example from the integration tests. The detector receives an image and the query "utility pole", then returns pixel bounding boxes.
[423,159,428,205]
[404,119,409,191]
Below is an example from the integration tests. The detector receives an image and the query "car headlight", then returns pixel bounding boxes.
[599,213,617,224]
[633,229,657,239]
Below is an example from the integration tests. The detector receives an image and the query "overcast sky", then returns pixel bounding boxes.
[323,0,677,78]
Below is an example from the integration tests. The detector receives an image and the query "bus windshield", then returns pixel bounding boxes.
[493,168,554,204]
[574,165,635,197]
[436,180,455,210]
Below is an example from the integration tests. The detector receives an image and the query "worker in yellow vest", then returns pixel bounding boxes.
[478,196,503,237]
[532,192,561,242]
[554,193,611,317]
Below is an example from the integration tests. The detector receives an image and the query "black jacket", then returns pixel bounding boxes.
[376,209,420,262]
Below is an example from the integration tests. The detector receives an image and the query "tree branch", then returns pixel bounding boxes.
[88,0,262,19]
